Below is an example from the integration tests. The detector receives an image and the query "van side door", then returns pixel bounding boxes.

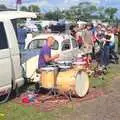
[0,22,12,89]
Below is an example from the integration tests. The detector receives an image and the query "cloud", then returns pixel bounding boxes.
[64,0,79,4]
[64,0,80,6]
[23,0,48,7]
[0,0,49,8]
[89,0,101,5]
[63,0,101,8]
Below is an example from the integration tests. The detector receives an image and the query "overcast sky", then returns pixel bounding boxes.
[0,0,120,13]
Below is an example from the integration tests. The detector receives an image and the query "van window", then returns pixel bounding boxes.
[0,22,8,49]
[28,39,46,49]
[28,39,59,50]
[51,40,59,50]
[62,39,71,51]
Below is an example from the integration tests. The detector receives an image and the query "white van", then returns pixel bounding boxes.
[0,11,36,102]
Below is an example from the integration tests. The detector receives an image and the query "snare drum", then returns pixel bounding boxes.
[57,61,72,71]
[56,68,89,97]
[40,67,58,89]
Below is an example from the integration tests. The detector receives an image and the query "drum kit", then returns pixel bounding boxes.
[39,60,89,99]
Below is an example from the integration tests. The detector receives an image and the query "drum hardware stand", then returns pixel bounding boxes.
[62,90,73,101]
[40,89,73,103]
[68,90,73,101]
[40,87,58,103]
[47,88,58,97]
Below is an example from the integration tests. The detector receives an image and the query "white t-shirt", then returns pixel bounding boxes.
[109,33,115,46]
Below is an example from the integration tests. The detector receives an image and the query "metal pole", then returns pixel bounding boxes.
[16,3,18,11]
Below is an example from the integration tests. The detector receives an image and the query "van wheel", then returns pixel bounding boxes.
[0,88,12,104]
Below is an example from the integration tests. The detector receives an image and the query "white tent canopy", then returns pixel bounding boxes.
[77,21,87,26]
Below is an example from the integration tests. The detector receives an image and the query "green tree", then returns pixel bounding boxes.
[44,8,64,21]
[64,10,75,21]
[105,7,118,21]
[76,2,97,21]
[44,11,56,20]
[97,7,105,20]
[0,4,7,10]
[28,5,40,12]
[20,6,28,11]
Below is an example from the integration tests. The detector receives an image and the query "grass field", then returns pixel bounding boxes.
[90,63,120,88]
[0,63,120,120]
[0,101,75,120]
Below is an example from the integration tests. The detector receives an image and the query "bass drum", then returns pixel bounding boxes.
[56,69,89,97]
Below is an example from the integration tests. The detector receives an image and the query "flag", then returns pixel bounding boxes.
[16,0,22,4]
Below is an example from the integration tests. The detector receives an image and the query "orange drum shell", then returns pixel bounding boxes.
[56,69,89,97]
[40,70,56,88]
[57,69,78,93]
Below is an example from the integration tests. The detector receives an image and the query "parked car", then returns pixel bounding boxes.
[22,33,81,82]
[25,19,38,32]
[0,11,36,103]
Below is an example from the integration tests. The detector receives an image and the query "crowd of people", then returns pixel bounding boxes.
[16,21,120,71]
[70,23,120,70]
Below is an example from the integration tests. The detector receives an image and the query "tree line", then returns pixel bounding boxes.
[20,2,119,23]
[0,2,119,24]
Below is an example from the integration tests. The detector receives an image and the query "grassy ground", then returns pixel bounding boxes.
[90,63,120,88]
[0,101,74,120]
[0,63,120,120]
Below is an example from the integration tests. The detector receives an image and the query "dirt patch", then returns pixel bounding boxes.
[58,77,120,120]
[14,88,104,112]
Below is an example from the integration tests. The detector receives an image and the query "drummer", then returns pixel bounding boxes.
[38,36,59,68]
